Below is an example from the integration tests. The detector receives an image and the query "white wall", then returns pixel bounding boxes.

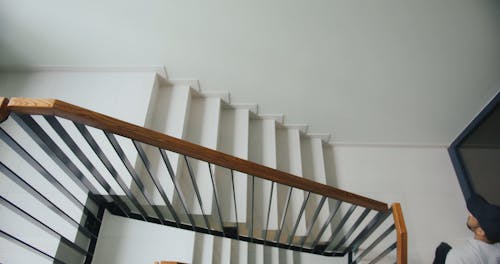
[0,71,157,125]
[2,0,500,144]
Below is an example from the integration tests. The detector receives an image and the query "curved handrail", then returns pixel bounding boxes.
[392,203,408,264]
[5,97,388,211]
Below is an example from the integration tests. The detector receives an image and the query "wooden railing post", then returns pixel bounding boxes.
[392,203,407,264]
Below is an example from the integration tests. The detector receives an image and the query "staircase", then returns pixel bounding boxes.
[0,75,407,264]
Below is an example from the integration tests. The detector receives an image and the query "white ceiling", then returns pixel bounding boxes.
[1,0,500,144]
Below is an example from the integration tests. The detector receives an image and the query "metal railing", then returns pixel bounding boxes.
[0,97,407,263]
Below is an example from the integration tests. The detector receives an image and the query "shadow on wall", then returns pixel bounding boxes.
[0,3,80,68]
[0,70,33,98]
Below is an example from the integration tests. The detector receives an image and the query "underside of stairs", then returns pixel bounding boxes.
[0,73,406,264]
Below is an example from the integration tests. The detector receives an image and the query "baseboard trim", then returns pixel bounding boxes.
[0,65,168,77]
[329,141,449,148]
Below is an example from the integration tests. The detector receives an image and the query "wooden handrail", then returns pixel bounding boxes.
[6,97,388,211]
[0,97,9,123]
[392,203,407,264]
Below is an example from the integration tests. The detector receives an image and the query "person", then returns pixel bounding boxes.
[433,194,500,264]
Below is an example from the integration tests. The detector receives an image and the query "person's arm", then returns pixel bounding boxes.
[433,242,452,264]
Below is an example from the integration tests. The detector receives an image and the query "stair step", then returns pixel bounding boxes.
[248,243,264,264]
[216,107,250,224]
[192,233,214,264]
[247,118,279,238]
[212,236,231,264]
[300,136,332,243]
[231,240,248,264]
[178,96,222,217]
[279,248,296,264]
[138,83,191,208]
[263,246,280,263]
[276,127,307,238]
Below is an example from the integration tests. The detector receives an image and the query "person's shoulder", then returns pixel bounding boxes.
[445,249,469,264]
[445,240,479,264]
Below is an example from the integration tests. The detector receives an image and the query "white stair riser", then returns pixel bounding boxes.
[217,109,250,223]
[276,128,307,238]
[301,137,332,242]
[179,97,222,215]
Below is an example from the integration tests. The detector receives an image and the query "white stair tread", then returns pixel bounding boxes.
[257,114,284,124]
[200,90,230,103]
[283,123,308,134]
[230,103,258,114]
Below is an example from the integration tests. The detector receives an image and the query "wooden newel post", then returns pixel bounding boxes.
[392,203,407,264]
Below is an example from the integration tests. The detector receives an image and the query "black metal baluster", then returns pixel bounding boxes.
[184,156,212,233]
[75,123,149,221]
[0,195,89,257]
[158,149,196,229]
[321,204,357,254]
[0,161,97,239]
[263,181,275,243]
[105,132,166,224]
[230,170,240,239]
[347,210,391,253]
[331,208,371,251]
[299,196,327,248]
[250,175,255,241]
[0,229,66,264]
[275,187,293,244]
[133,140,180,226]
[45,116,131,217]
[0,127,101,223]
[311,200,342,250]
[207,163,225,235]
[287,192,311,247]
[352,224,395,264]
[367,242,397,264]
[12,114,102,199]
